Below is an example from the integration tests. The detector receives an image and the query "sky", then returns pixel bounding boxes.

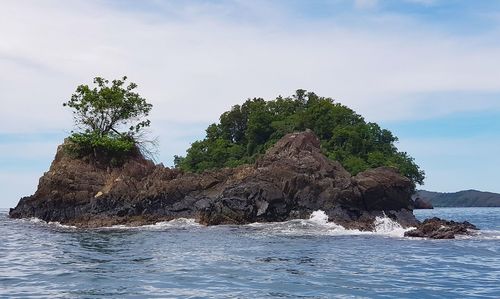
[1,0,500,208]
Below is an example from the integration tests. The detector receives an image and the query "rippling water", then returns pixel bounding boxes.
[1,208,499,298]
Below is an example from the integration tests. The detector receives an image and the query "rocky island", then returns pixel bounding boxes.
[9,78,477,239]
[9,130,476,238]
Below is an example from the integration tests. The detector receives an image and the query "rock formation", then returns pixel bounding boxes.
[9,130,476,238]
[413,197,434,209]
[405,217,477,239]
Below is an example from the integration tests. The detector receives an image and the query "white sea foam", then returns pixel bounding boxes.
[19,211,499,240]
[308,210,414,238]
[24,217,77,229]
[28,217,44,224]
[141,218,200,230]
[24,216,200,231]
[47,221,77,229]
[248,210,413,238]
[98,218,201,231]
[308,210,329,225]
[459,230,500,240]
[374,213,413,237]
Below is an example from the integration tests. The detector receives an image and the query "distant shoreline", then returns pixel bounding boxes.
[416,190,500,207]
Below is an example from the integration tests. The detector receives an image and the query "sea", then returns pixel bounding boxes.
[1,207,499,299]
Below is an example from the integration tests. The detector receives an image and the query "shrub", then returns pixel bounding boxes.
[65,132,137,166]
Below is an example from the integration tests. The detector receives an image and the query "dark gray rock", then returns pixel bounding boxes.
[404,217,478,239]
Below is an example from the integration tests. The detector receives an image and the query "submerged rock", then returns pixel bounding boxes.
[404,217,478,239]
[9,130,475,239]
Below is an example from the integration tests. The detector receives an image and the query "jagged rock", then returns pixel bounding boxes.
[10,130,465,238]
[198,130,416,227]
[404,217,478,239]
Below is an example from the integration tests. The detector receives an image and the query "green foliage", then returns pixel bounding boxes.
[63,76,152,137]
[175,90,425,187]
[63,76,154,162]
[65,132,137,166]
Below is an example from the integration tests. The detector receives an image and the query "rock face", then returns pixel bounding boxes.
[404,217,477,239]
[413,197,434,209]
[198,131,417,230]
[9,130,474,238]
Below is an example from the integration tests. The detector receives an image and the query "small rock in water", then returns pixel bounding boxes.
[404,217,478,239]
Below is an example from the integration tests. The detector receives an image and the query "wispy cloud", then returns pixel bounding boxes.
[1,0,500,205]
[1,0,500,134]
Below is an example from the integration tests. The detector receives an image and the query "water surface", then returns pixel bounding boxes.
[1,208,499,298]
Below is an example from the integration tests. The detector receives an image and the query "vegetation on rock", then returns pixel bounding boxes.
[174,90,425,186]
[65,132,137,166]
[63,76,153,163]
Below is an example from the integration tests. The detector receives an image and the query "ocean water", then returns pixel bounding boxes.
[1,208,499,298]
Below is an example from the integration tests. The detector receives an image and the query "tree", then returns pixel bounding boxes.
[63,76,152,137]
[63,76,154,163]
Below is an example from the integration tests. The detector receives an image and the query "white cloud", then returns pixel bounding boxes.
[1,0,500,135]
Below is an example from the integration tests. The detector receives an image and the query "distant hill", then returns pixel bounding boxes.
[415,190,500,207]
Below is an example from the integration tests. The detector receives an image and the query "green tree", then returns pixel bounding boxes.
[63,76,154,163]
[63,76,152,137]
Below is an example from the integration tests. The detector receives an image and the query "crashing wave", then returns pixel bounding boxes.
[374,213,413,237]
[247,210,414,238]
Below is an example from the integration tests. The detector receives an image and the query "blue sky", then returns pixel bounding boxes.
[1,0,500,208]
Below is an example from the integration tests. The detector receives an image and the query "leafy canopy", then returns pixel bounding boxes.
[63,76,153,162]
[63,76,152,136]
[175,90,425,187]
